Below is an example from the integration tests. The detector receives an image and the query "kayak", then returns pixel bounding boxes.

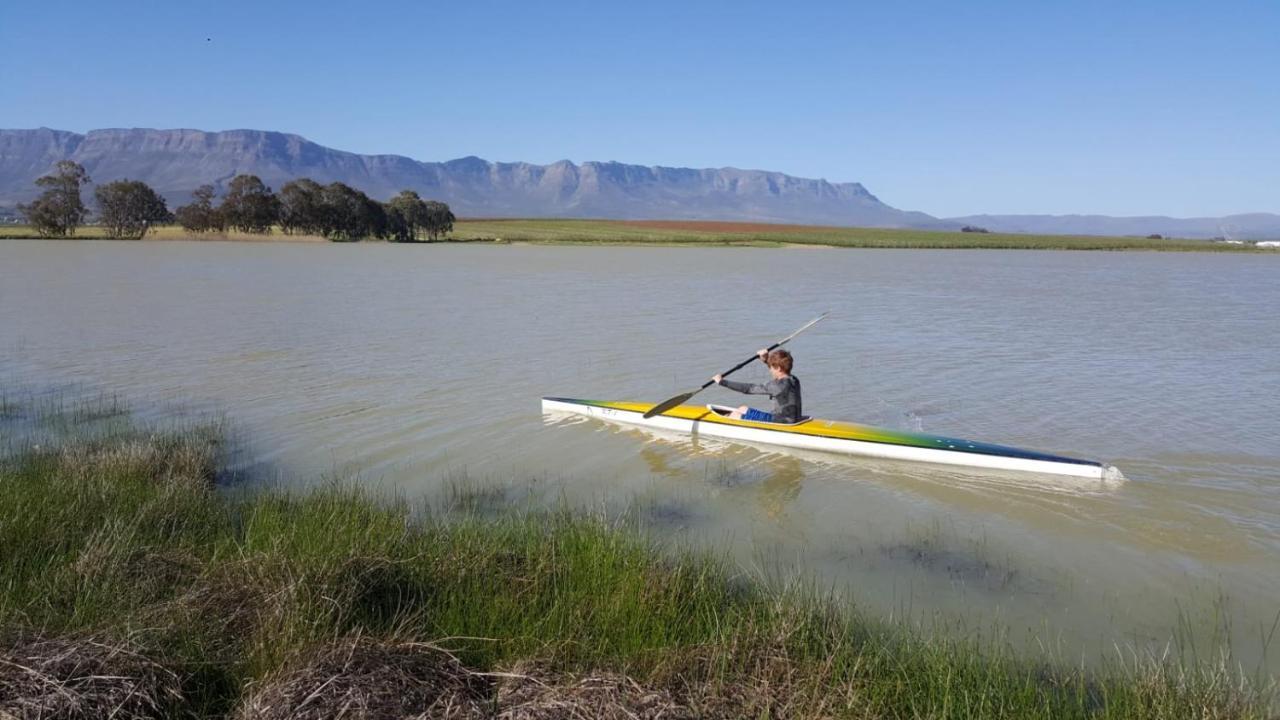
[541,397,1123,481]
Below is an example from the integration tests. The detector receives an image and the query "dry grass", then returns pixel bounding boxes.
[53,435,218,488]
[234,637,490,720]
[0,634,182,720]
[0,225,326,242]
[495,662,696,720]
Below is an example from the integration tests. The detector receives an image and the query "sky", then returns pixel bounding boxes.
[1,0,1277,218]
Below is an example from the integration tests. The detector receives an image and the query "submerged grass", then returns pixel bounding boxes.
[0,397,1272,718]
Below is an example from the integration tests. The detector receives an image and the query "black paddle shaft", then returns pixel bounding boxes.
[697,343,781,391]
[642,312,829,419]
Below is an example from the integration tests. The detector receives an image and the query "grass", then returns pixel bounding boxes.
[0,397,1273,718]
[0,224,329,242]
[2,219,1270,251]
[449,218,1266,251]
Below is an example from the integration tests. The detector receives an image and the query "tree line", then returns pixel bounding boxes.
[18,161,171,239]
[17,161,454,241]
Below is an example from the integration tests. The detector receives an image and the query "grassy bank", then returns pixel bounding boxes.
[0,399,1271,718]
[3,219,1268,251]
[0,224,329,242]
[450,219,1263,251]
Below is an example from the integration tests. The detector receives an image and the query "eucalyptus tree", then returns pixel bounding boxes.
[385,189,429,241]
[94,180,172,238]
[219,175,280,233]
[422,200,455,240]
[18,161,91,237]
[278,178,326,235]
[174,184,224,233]
[318,182,388,241]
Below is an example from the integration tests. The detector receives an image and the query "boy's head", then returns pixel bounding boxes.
[766,348,793,375]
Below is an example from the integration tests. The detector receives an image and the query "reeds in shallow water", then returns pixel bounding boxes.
[0,395,1272,718]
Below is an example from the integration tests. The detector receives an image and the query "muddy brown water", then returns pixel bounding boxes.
[2,240,1278,674]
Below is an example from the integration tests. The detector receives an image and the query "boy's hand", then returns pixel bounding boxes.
[712,374,723,384]
[757,349,769,361]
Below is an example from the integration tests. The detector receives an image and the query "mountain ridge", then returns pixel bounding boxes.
[0,127,944,229]
[2,127,1277,238]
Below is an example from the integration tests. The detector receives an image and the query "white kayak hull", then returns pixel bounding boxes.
[541,397,1122,481]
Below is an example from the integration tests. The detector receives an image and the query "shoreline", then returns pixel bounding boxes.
[2,219,1272,251]
[0,393,1272,718]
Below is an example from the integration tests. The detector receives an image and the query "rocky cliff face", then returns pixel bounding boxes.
[0,128,944,228]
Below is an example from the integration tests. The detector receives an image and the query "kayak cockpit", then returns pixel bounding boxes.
[706,404,812,426]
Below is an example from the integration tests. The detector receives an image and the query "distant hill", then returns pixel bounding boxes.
[2,127,1275,238]
[947,213,1280,241]
[0,128,946,229]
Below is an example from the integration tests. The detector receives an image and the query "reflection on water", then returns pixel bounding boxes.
[2,240,1279,674]
[758,456,804,520]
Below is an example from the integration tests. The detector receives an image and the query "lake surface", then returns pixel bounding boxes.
[3,240,1279,673]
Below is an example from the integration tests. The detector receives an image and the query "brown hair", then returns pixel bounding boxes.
[766,348,793,374]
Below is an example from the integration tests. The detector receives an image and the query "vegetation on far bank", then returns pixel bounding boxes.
[449,218,1272,251]
[3,217,1274,251]
[11,161,455,242]
[4,162,1274,251]
[0,394,1272,718]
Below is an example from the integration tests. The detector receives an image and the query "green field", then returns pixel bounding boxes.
[2,219,1268,251]
[449,219,1263,251]
[0,394,1271,718]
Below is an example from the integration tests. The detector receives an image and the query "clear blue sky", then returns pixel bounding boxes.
[2,0,1276,217]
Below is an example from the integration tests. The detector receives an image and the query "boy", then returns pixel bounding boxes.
[712,348,802,423]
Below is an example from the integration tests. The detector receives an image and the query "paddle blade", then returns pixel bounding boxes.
[643,391,695,418]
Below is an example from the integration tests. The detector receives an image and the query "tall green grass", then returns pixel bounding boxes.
[0,398,1271,717]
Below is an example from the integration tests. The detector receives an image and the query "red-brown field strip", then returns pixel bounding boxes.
[615,220,836,233]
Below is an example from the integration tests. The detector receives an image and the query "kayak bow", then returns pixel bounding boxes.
[542,397,1123,481]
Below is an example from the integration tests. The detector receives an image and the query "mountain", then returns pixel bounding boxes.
[4,128,1274,237]
[947,213,1280,241]
[0,128,946,228]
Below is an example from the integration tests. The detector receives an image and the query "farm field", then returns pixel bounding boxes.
[444,218,1259,251]
[2,218,1264,251]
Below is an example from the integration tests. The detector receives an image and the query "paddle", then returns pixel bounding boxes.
[642,312,830,419]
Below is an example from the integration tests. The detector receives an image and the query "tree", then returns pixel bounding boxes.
[385,190,429,242]
[18,161,91,237]
[278,178,326,235]
[383,200,413,242]
[94,180,172,238]
[219,175,280,233]
[422,200,455,240]
[317,182,387,241]
[174,184,225,233]
[383,192,454,241]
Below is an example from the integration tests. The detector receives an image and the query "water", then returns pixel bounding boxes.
[3,240,1278,673]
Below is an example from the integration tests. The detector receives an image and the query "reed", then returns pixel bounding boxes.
[0,397,1271,718]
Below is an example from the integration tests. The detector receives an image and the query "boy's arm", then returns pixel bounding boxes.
[718,379,771,395]
[713,349,773,395]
